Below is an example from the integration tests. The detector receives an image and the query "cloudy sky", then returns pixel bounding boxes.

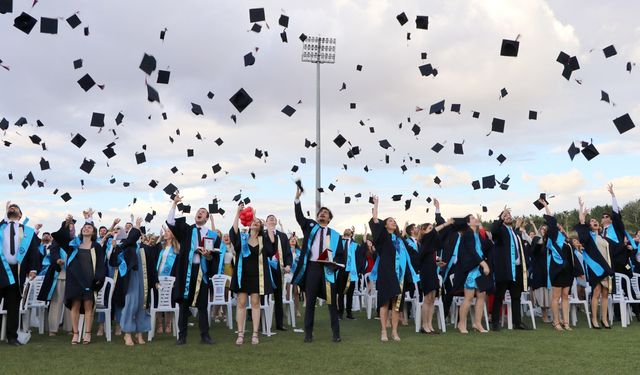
[1,0,639,234]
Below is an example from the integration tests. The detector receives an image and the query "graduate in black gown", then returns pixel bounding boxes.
[265,214,292,330]
[529,224,551,324]
[230,203,275,345]
[291,185,345,343]
[541,200,584,331]
[575,197,614,329]
[336,227,360,320]
[36,231,70,335]
[149,227,180,335]
[369,195,419,342]
[434,199,459,320]
[52,209,106,345]
[166,194,219,345]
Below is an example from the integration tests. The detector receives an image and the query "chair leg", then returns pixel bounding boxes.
[173,308,179,338]
[105,312,112,342]
[78,315,85,336]
[583,303,591,328]
[483,304,489,331]
[149,310,155,342]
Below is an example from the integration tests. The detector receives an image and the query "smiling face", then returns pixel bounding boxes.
[502,210,513,225]
[250,218,263,235]
[466,215,478,228]
[194,208,209,226]
[99,227,108,237]
[289,235,298,247]
[343,228,353,238]
[539,225,548,237]
[222,233,231,245]
[163,229,174,241]
[41,232,52,244]
[384,217,397,233]
[571,238,582,249]
[266,215,277,228]
[589,218,600,232]
[81,223,96,241]
[124,222,133,232]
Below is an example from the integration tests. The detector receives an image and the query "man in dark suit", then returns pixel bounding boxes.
[265,214,293,331]
[291,186,344,343]
[490,206,530,331]
[0,201,41,346]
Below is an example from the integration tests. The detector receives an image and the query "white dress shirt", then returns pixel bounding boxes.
[2,219,19,265]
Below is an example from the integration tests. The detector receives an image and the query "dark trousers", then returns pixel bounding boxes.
[273,268,284,328]
[337,271,355,317]
[0,265,20,342]
[492,266,523,328]
[178,265,210,341]
[304,261,340,339]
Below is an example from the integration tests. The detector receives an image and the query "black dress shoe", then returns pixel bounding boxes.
[304,336,313,343]
[332,336,342,343]
[491,325,501,332]
[515,323,531,330]
[175,338,187,345]
[419,328,430,334]
[346,314,356,320]
[601,321,612,329]
[276,326,287,331]
[201,336,214,345]
[7,339,21,346]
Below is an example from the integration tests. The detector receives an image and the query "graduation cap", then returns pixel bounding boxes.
[567,142,580,161]
[491,118,505,134]
[163,183,178,195]
[294,178,304,193]
[299,33,307,42]
[282,105,296,117]
[433,176,442,186]
[144,213,154,223]
[244,52,256,67]
[404,199,412,211]
[533,193,549,210]
[431,142,444,153]
[157,70,170,84]
[497,154,507,164]
[66,14,81,28]
[472,111,480,119]
[411,124,421,136]
[600,90,610,103]
[191,103,203,116]
[356,64,363,71]
[328,183,336,192]
[603,45,617,58]
[391,194,402,202]
[0,117,8,130]
[396,12,408,26]
[39,157,50,171]
[212,163,222,174]
[254,148,263,159]
[400,165,408,173]
[60,192,72,202]
[482,175,496,189]
[40,17,58,34]
[135,152,146,164]
[415,15,428,30]
[344,196,351,204]
[29,134,41,145]
[160,28,167,41]
[471,180,481,190]
[177,203,191,213]
[90,112,105,127]
[379,139,393,149]
[279,14,289,28]
[450,103,461,113]
[229,88,253,113]
[280,31,288,43]
[333,134,347,148]
[79,158,96,174]
[500,39,519,57]
[146,83,160,103]
[581,142,599,161]
[0,0,12,14]
[14,12,37,34]
[556,52,580,80]
[249,8,265,23]
[187,149,194,157]
[77,74,96,91]
[170,166,178,174]
[453,142,464,155]
[350,103,356,109]
[114,112,125,125]
[418,63,435,77]
[500,88,508,98]
[102,146,116,159]
[528,110,537,120]
[71,133,86,148]
[139,53,156,75]
[14,117,27,126]
[207,91,214,99]
[291,165,299,173]
[429,100,445,114]
[613,113,635,134]
[149,179,158,188]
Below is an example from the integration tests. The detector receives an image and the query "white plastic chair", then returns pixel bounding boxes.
[500,291,536,330]
[208,275,234,330]
[569,279,591,328]
[282,274,296,328]
[612,273,640,327]
[403,283,420,324]
[0,298,7,341]
[414,275,446,333]
[364,273,378,319]
[20,276,48,334]
[452,296,489,330]
[78,277,115,341]
[149,276,179,341]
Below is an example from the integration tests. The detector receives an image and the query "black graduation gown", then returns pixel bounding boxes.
[109,229,156,309]
[37,241,63,302]
[574,223,614,289]
[0,220,41,290]
[267,229,293,287]
[165,217,219,306]
[290,200,345,289]
[229,227,275,295]
[490,220,526,284]
[529,236,548,290]
[418,230,441,294]
[604,210,633,273]
[452,231,483,292]
[405,237,421,273]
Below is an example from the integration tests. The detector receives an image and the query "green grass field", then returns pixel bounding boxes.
[1,307,637,374]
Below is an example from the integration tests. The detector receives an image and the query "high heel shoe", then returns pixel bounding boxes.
[601,320,611,329]
[419,328,431,334]
[71,331,79,345]
[562,322,573,331]
[552,322,564,331]
[591,321,601,329]
[392,332,401,341]
[457,327,469,334]
[472,325,488,333]
[83,333,92,345]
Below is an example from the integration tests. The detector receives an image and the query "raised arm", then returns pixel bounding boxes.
[294,186,310,229]
[434,198,445,225]
[372,195,379,223]
[232,202,243,235]
[166,194,182,226]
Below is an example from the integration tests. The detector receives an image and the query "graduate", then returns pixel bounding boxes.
[212,232,235,324]
[265,214,292,331]
[166,194,219,345]
[0,201,41,346]
[37,231,71,335]
[575,197,614,329]
[434,199,460,320]
[541,200,584,331]
[288,234,302,318]
[369,195,419,342]
[529,223,551,324]
[291,185,345,343]
[96,218,121,337]
[490,206,530,331]
[150,227,180,334]
[52,209,106,344]
[110,217,153,346]
[336,227,360,320]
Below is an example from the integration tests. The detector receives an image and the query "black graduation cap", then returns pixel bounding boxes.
[280,31,288,43]
[600,90,610,103]
[299,33,307,42]
[170,166,178,174]
[471,180,481,190]
[251,23,261,33]
[60,192,72,202]
[491,118,505,133]
[102,146,116,159]
[603,45,617,58]
[400,165,407,173]
[112,112,124,126]
[185,149,194,158]
[254,148,263,159]
[0,0,12,14]
[627,62,634,73]
[533,193,549,210]
[391,194,402,202]
[72,59,83,70]
[557,52,580,80]
[135,152,146,164]
[139,53,156,75]
[207,91,215,99]
[431,142,444,153]
[500,39,519,57]
[411,124,421,136]
[433,176,441,185]
[148,179,158,188]
[244,52,256,67]
[79,158,95,174]
[429,100,445,114]
[109,176,116,184]
[405,199,412,211]
[282,105,296,117]
[497,154,507,164]
[0,117,8,130]
[212,163,222,174]
[396,12,408,25]
[333,134,347,148]
[14,117,27,126]
[472,111,480,119]
[90,112,105,127]
[500,88,508,98]
[144,213,154,223]
[581,142,599,161]
[157,70,170,84]
[14,12,37,34]
[488,149,494,156]
[415,15,428,30]
[231,193,241,202]
[163,183,178,195]
[528,110,537,120]
[379,139,392,149]
[190,103,203,116]
[567,142,580,161]
[229,88,253,113]
[28,134,41,145]
[66,14,81,28]
[145,82,160,103]
[613,113,635,134]
[328,183,336,191]
[384,154,390,163]
[291,165,299,173]
[344,196,351,204]
[453,142,464,155]
[71,133,86,148]
[40,17,58,34]
[279,14,289,27]
[39,157,50,170]
[77,74,96,92]
[450,103,461,113]
[418,64,435,77]
[350,103,356,109]
[482,175,496,189]
[177,203,191,213]
[160,28,167,41]
[249,8,265,23]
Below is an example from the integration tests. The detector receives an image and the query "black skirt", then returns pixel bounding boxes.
[551,266,573,288]
[64,248,95,309]
[230,245,273,295]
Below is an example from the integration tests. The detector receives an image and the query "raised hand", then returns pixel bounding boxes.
[34,223,43,231]
[607,183,615,197]
[172,194,183,205]
[135,217,143,228]
[113,218,121,226]
[295,186,302,200]
[433,198,440,210]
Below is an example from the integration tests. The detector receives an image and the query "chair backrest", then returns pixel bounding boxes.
[211,274,231,303]
[504,290,512,303]
[24,276,45,309]
[96,277,115,309]
[155,276,176,308]
[632,273,640,297]
[614,273,627,298]
[0,297,5,313]
[364,272,376,293]
[283,273,293,285]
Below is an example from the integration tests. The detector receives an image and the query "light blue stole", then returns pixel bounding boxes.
[0,220,35,286]
[156,246,177,277]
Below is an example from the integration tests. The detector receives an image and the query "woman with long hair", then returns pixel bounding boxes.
[230,203,275,345]
[369,195,419,342]
[151,226,180,334]
[288,234,302,317]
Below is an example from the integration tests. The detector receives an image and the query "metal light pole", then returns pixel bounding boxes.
[301,36,336,216]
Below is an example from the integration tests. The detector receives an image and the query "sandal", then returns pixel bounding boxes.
[71,331,79,345]
[562,322,573,331]
[392,332,401,341]
[136,333,146,345]
[123,333,134,346]
[380,331,388,342]
[552,322,564,331]
[251,332,259,345]
[235,331,244,346]
[83,333,92,345]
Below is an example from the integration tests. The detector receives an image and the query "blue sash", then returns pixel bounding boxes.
[604,225,619,244]
[343,240,359,282]
[237,233,276,291]
[506,226,517,281]
[625,231,637,250]
[547,233,565,265]
[392,235,419,284]
[156,246,177,277]
[217,242,228,275]
[442,234,461,283]
[184,227,216,299]
[39,245,50,276]
[370,257,379,282]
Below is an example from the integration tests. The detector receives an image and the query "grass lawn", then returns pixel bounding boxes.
[0,307,637,374]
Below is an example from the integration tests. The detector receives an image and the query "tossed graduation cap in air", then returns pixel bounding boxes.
[79,158,96,174]
[431,142,444,153]
[40,17,58,34]
[14,12,37,34]
[556,51,580,80]
[500,37,520,57]
[533,193,550,210]
[415,15,428,30]
[71,133,86,148]
[482,175,496,189]
[429,100,445,114]
[191,103,203,116]
[66,13,81,28]
[249,8,265,23]
[90,112,105,127]
[139,53,156,75]
[453,141,464,155]
[581,140,599,161]
[229,88,253,113]
[282,105,296,117]
[529,110,537,120]
[613,113,635,134]
[600,90,610,104]
[567,142,580,161]
[397,12,408,25]
[333,134,347,148]
[603,45,617,58]
[244,52,256,67]
[489,118,505,134]
[157,70,170,84]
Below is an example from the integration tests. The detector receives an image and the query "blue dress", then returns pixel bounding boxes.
[119,249,151,333]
